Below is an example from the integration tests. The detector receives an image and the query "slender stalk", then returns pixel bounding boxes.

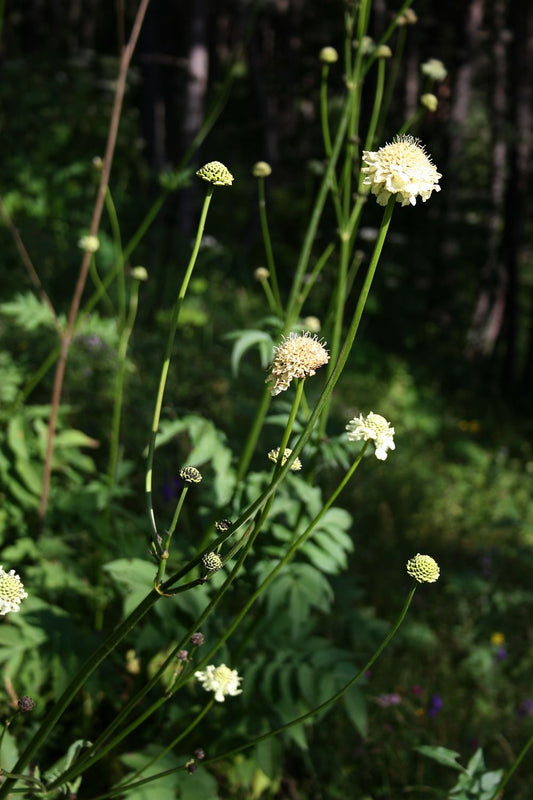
[38,0,152,519]
[0,195,60,333]
[104,187,126,325]
[285,89,352,328]
[154,485,189,586]
[488,732,533,800]
[319,64,343,224]
[145,185,214,544]
[257,177,282,313]
[107,274,143,491]
[235,384,272,483]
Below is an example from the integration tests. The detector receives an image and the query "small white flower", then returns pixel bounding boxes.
[421,58,447,82]
[346,412,395,460]
[268,447,302,471]
[195,664,242,702]
[0,566,28,615]
[78,235,100,253]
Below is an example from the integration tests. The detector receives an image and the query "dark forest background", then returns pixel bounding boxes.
[2,0,532,395]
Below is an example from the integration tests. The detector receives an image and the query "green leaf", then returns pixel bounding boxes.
[343,685,368,739]
[104,558,154,616]
[0,729,19,772]
[415,745,465,772]
[254,738,282,781]
[226,329,274,375]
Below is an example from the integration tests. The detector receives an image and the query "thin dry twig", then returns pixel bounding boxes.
[39,0,152,518]
[0,195,62,333]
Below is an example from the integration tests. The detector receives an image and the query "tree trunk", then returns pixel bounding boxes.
[465,0,509,359]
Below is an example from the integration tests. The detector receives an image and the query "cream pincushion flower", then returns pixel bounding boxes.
[0,566,28,615]
[361,135,441,207]
[346,412,395,460]
[195,664,242,702]
[266,331,329,396]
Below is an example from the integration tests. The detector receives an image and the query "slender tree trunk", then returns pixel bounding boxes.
[465,0,509,358]
[508,0,533,390]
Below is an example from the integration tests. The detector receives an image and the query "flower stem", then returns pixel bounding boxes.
[145,185,214,544]
[488,732,533,800]
[257,177,282,313]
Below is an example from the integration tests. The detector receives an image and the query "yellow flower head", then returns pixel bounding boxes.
[196,161,234,186]
[362,135,442,207]
[268,447,302,471]
[490,632,505,647]
[407,553,440,584]
[0,567,28,615]
[266,331,329,396]
[319,46,339,64]
[195,664,242,702]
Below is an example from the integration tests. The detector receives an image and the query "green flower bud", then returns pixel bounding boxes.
[252,161,272,177]
[130,266,148,281]
[179,466,203,484]
[421,93,438,112]
[376,45,392,59]
[196,161,234,187]
[319,46,339,64]
[406,553,440,583]
[202,552,223,572]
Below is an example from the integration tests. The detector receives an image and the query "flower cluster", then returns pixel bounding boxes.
[268,447,302,471]
[346,412,395,460]
[195,664,242,702]
[361,135,441,207]
[0,567,28,615]
[266,332,329,396]
[406,554,440,584]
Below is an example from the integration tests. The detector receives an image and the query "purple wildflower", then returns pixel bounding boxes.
[427,694,443,718]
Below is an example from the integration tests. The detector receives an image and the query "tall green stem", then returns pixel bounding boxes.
[145,186,214,544]
[257,177,282,313]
